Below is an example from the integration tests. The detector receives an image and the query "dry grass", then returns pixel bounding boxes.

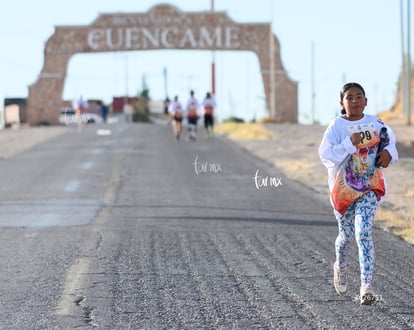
[376,209,414,244]
[215,122,275,140]
[406,187,414,197]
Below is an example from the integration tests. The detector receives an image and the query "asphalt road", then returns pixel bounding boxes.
[0,122,412,329]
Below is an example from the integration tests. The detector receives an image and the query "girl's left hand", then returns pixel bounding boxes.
[376,150,392,168]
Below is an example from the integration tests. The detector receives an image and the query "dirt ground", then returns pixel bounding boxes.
[0,126,68,159]
[215,122,414,244]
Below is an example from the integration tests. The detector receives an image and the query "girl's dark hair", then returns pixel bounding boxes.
[340,82,366,114]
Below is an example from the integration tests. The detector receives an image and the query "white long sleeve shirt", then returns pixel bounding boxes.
[186,97,200,118]
[202,96,217,114]
[169,101,183,115]
[318,114,398,212]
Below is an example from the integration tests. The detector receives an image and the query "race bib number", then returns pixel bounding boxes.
[348,123,380,149]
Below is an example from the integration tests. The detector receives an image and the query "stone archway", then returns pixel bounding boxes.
[27,4,297,125]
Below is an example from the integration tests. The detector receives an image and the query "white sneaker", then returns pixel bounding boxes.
[360,284,376,305]
[333,262,348,296]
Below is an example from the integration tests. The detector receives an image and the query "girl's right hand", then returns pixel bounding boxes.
[350,132,362,146]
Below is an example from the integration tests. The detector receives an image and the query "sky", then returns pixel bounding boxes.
[0,0,406,125]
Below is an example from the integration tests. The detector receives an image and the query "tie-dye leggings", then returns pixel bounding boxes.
[335,191,378,285]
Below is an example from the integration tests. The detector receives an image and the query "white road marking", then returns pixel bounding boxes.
[81,161,94,170]
[64,180,80,192]
[97,129,111,136]
[55,257,90,316]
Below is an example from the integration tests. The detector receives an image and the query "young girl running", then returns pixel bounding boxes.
[318,82,398,305]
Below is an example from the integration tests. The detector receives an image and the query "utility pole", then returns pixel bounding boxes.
[211,0,216,95]
[163,67,168,98]
[124,53,129,108]
[401,0,406,122]
[407,0,411,125]
[401,0,412,125]
[182,74,197,90]
[269,0,276,119]
[311,42,316,124]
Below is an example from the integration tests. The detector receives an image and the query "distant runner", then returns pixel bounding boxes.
[186,90,200,141]
[72,95,89,132]
[202,92,217,138]
[169,95,184,141]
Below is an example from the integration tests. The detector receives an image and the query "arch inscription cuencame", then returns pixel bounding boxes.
[27,4,297,125]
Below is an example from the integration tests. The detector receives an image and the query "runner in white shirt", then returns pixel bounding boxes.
[318,82,398,305]
[201,92,217,137]
[186,90,200,141]
[72,95,89,132]
[168,95,184,140]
